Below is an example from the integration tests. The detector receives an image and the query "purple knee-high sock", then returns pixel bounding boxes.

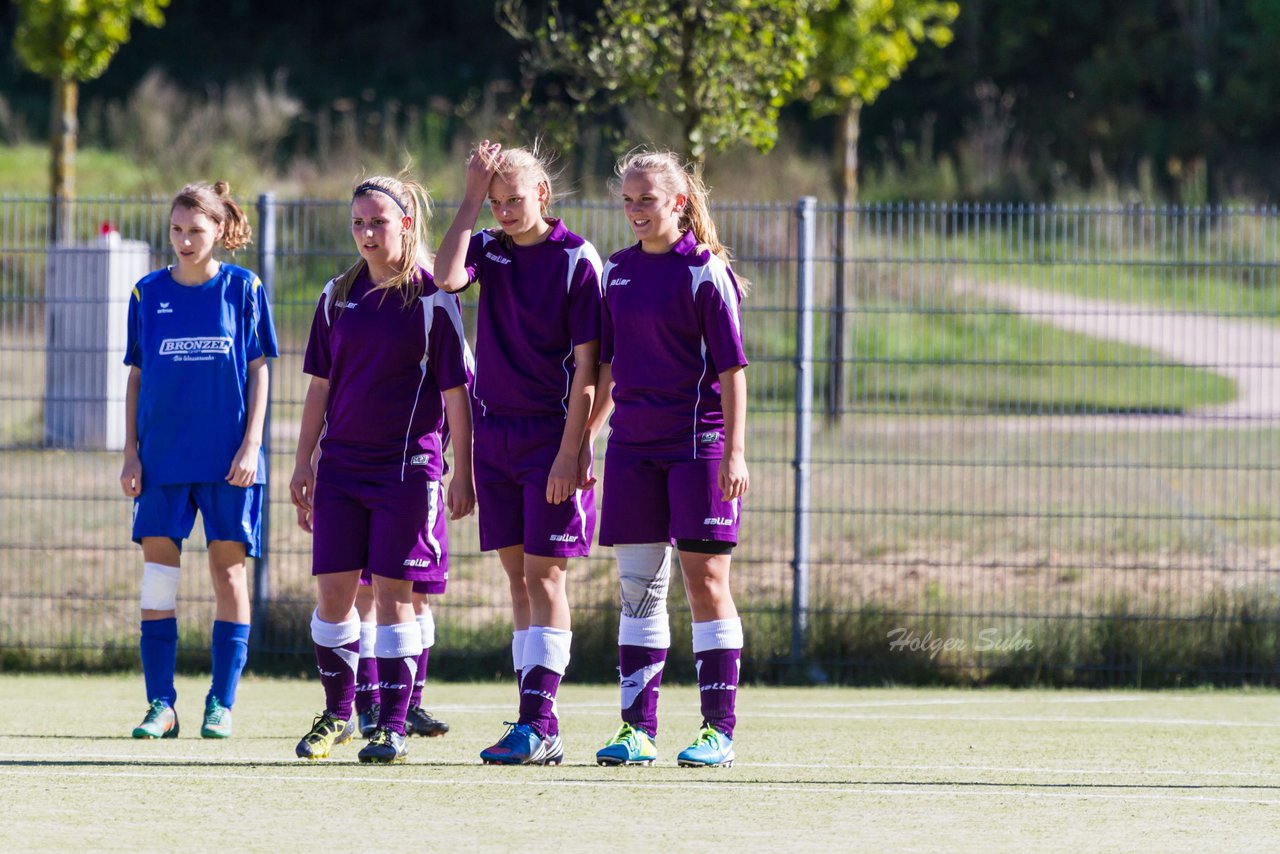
[695,648,742,738]
[311,611,361,721]
[692,618,744,739]
[518,627,571,738]
[314,642,359,721]
[355,657,379,714]
[408,647,430,708]
[619,646,667,738]
[375,622,422,736]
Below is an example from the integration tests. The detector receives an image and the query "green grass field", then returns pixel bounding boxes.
[1,676,1278,851]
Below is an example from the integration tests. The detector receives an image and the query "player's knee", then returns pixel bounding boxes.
[139,562,180,611]
[616,542,673,619]
[682,573,732,612]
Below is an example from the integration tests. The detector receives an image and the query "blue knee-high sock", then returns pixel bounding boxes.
[208,620,250,708]
[140,618,178,706]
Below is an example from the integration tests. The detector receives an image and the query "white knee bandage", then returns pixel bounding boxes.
[616,543,673,619]
[139,562,180,611]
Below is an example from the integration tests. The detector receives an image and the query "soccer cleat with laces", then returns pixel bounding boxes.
[404,705,450,737]
[201,697,233,739]
[480,722,558,765]
[595,722,657,766]
[358,703,381,739]
[295,712,355,760]
[676,725,735,768]
[132,699,179,739]
[358,727,408,764]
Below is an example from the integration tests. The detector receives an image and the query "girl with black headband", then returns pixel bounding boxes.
[290,173,475,764]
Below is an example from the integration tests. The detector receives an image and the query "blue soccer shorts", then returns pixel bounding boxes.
[132,482,264,557]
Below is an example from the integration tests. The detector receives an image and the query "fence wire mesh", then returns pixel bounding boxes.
[1,196,1277,684]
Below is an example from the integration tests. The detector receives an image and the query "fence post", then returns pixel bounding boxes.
[791,197,816,671]
[252,192,276,652]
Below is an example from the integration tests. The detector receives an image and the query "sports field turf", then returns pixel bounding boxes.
[1,676,1277,852]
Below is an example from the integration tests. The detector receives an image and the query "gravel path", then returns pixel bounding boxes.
[954,279,1280,427]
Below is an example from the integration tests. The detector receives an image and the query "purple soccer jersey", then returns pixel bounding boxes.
[303,266,469,481]
[461,220,603,418]
[601,231,748,460]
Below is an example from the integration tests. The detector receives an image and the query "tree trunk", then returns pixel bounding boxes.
[50,77,77,244]
[828,98,860,421]
[678,9,703,166]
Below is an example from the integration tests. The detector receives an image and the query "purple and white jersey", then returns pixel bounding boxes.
[461,219,603,418]
[601,231,748,459]
[303,266,469,481]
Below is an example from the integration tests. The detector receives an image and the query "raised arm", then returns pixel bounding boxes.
[435,140,503,292]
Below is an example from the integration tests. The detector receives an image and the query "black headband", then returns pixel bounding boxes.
[353,184,408,215]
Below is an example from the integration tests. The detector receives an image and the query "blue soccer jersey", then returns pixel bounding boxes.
[124,264,279,486]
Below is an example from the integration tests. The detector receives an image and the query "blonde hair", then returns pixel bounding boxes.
[171,181,252,251]
[333,171,434,310]
[493,144,556,216]
[614,150,749,295]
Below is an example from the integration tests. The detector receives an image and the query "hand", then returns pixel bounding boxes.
[718,451,749,502]
[546,450,578,504]
[447,474,476,520]
[464,140,504,197]
[120,455,142,498]
[289,460,316,532]
[225,442,260,488]
[576,439,596,491]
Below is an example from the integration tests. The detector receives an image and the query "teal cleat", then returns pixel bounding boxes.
[595,722,657,766]
[132,699,179,739]
[480,722,560,766]
[201,697,233,739]
[677,725,735,768]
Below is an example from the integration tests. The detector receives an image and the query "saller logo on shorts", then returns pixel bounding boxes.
[409,454,430,466]
[403,558,433,567]
[549,533,578,543]
[159,337,232,355]
[704,516,734,526]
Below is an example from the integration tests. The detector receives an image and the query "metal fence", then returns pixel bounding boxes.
[2,196,1278,684]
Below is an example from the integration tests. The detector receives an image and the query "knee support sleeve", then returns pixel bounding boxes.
[616,543,673,620]
[139,562,181,611]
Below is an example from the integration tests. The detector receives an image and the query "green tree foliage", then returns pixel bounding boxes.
[500,0,821,161]
[809,0,959,200]
[807,0,958,421]
[14,0,168,236]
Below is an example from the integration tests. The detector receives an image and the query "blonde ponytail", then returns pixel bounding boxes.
[614,150,750,296]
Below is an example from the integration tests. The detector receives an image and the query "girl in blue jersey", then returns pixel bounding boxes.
[120,181,278,740]
[436,142,603,766]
